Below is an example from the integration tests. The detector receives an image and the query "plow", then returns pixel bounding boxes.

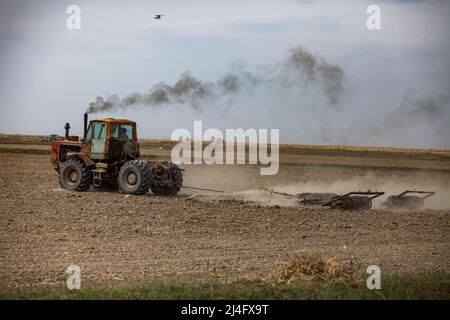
[381,190,436,210]
[321,191,384,210]
[259,188,435,211]
[259,188,338,206]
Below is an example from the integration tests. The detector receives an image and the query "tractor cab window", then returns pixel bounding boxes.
[112,124,133,140]
[91,122,107,159]
[93,122,106,140]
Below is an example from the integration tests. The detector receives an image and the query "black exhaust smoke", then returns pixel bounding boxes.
[85,46,345,114]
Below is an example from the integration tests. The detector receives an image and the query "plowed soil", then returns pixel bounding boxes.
[0,146,449,290]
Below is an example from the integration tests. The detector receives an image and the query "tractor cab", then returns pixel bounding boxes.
[82,118,140,161]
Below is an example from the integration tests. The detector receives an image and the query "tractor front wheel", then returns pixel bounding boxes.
[59,158,92,191]
[118,160,151,195]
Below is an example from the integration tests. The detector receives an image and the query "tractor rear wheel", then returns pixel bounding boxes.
[149,162,183,196]
[118,160,151,195]
[59,158,92,191]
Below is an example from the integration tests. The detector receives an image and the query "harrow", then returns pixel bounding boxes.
[260,188,385,210]
[321,191,385,210]
[381,190,435,210]
[232,187,436,211]
[258,188,337,205]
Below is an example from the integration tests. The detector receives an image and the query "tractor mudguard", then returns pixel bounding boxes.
[66,152,95,167]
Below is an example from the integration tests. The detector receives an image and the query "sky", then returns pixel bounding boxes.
[0,0,449,148]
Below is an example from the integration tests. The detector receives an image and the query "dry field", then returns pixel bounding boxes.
[0,138,449,292]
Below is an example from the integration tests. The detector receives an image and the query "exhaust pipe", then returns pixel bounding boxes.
[83,113,88,141]
[64,122,70,139]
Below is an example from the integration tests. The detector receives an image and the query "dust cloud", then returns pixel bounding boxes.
[186,169,450,210]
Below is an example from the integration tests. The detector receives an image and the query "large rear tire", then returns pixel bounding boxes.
[118,160,151,195]
[59,158,92,191]
[169,163,183,187]
[150,162,183,196]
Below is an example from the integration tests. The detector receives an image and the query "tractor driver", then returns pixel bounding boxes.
[118,127,129,140]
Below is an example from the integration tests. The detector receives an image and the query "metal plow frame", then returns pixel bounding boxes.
[322,191,385,210]
[260,188,386,210]
[386,190,436,200]
[381,190,436,210]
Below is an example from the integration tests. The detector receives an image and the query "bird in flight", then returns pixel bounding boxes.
[154,14,164,20]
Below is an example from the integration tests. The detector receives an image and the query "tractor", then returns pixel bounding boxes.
[50,113,183,195]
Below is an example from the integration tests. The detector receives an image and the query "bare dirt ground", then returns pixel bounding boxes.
[0,144,449,291]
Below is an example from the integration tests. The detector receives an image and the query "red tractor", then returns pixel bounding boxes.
[50,113,183,195]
